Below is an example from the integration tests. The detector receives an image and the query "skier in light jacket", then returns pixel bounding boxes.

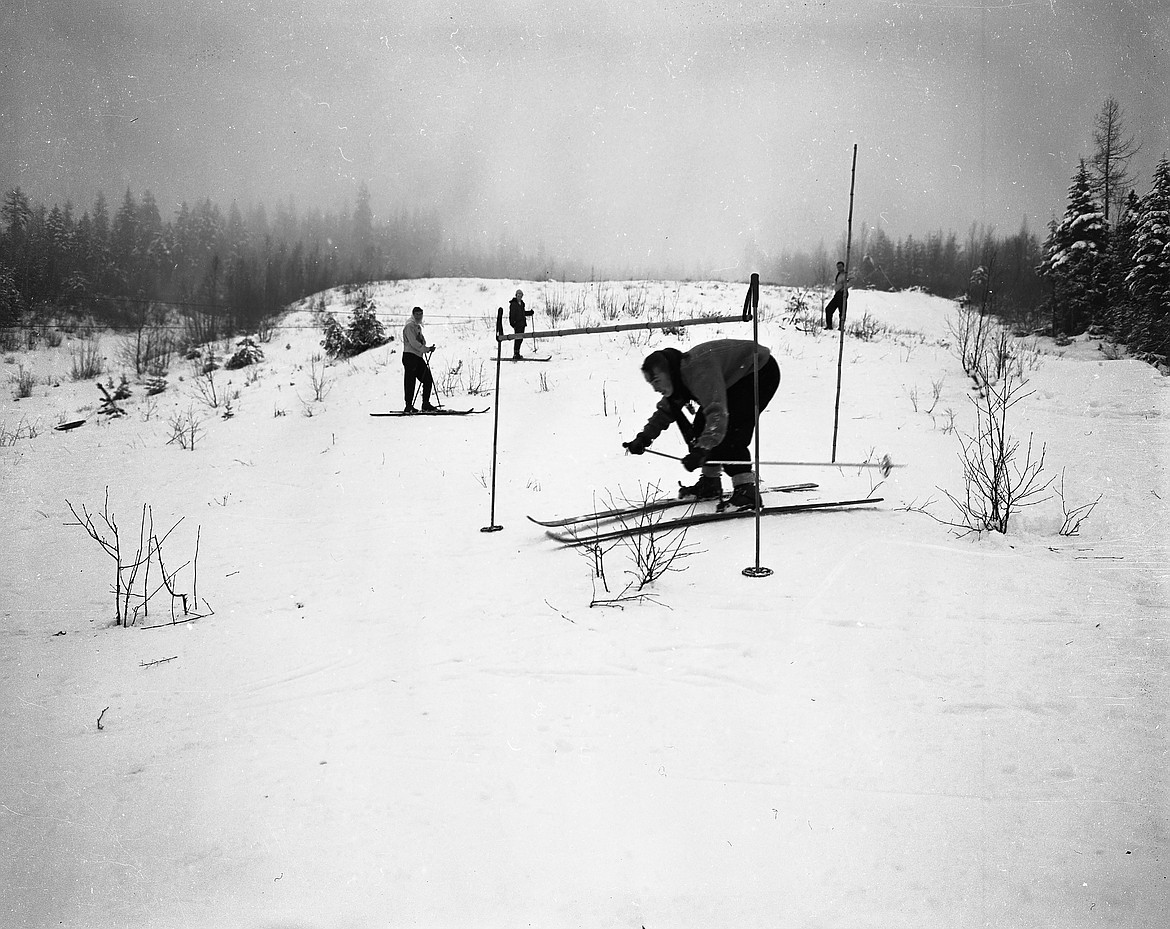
[401,306,437,413]
[623,339,780,509]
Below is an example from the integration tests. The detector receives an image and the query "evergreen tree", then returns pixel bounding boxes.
[1126,156,1170,356]
[1103,190,1141,342]
[1039,160,1109,334]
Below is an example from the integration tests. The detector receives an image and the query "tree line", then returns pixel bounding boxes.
[766,97,1168,360]
[1,95,1165,360]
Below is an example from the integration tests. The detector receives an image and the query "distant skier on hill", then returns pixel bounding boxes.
[401,306,437,413]
[825,261,848,330]
[622,339,780,509]
[508,289,533,359]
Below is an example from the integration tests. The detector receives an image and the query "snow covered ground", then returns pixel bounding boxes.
[2,280,1167,928]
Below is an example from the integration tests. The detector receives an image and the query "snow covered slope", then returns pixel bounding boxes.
[2,280,1167,927]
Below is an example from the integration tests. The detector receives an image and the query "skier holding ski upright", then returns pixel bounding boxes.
[508,289,533,359]
[401,306,437,413]
[623,339,780,510]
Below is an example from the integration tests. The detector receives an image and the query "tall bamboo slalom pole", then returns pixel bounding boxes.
[480,308,505,533]
[830,144,859,463]
[740,274,772,579]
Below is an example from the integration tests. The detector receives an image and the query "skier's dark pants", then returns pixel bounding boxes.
[402,353,433,406]
[704,356,781,477]
[825,292,844,329]
[512,325,525,357]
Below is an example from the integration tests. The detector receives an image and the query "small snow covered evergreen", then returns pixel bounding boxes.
[1125,156,1170,356]
[1039,160,1108,335]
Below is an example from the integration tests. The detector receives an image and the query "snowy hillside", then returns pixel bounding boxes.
[2,279,1167,928]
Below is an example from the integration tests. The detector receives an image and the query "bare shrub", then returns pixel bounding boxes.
[1054,471,1102,537]
[465,360,489,396]
[11,364,35,399]
[575,483,700,606]
[938,370,1053,534]
[167,407,204,450]
[120,325,174,376]
[193,370,222,409]
[623,283,649,319]
[440,359,464,394]
[847,310,887,342]
[542,282,569,328]
[70,336,104,380]
[307,356,332,402]
[65,489,209,626]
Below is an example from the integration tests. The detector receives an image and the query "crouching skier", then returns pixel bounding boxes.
[622,339,780,510]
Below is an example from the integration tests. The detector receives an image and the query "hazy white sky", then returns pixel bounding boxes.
[3,0,1167,273]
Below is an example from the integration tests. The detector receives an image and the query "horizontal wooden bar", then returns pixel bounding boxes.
[496,313,745,341]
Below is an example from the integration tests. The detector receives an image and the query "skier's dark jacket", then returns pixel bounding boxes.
[633,339,773,451]
[508,296,532,330]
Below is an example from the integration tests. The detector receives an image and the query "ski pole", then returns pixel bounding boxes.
[425,347,444,407]
[641,447,901,476]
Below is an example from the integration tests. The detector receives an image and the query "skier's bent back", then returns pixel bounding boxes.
[622,339,780,509]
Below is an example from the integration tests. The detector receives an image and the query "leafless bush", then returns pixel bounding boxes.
[623,283,649,319]
[595,282,621,321]
[70,336,104,380]
[1054,471,1102,537]
[465,360,489,395]
[948,306,993,385]
[65,489,209,626]
[11,364,35,398]
[307,356,332,402]
[0,416,41,446]
[543,282,569,328]
[847,310,887,342]
[927,377,944,415]
[120,325,174,376]
[167,407,204,450]
[575,483,700,606]
[440,359,464,394]
[193,369,222,409]
[937,370,1053,534]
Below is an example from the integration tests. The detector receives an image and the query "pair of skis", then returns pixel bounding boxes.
[369,408,489,417]
[530,483,882,546]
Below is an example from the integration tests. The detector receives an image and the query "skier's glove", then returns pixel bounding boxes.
[681,448,708,471]
[623,438,647,456]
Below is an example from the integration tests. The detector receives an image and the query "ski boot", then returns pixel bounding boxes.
[403,404,417,414]
[723,479,763,511]
[679,473,723,501]
[421,402,438,412]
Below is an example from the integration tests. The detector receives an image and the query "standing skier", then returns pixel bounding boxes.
[622,339,780,509]
[825,261,848,330]
[401,306,437,413]
[508,289,533,359]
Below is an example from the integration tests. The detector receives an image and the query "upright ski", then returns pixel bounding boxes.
[547,496,883,546]
[527,482,818,528]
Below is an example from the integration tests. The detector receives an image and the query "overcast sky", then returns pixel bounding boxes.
[3,0,1167,274]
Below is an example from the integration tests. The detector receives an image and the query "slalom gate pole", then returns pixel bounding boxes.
[739,274,771,578]
[481,309,505,533]
[830,143,858,463]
